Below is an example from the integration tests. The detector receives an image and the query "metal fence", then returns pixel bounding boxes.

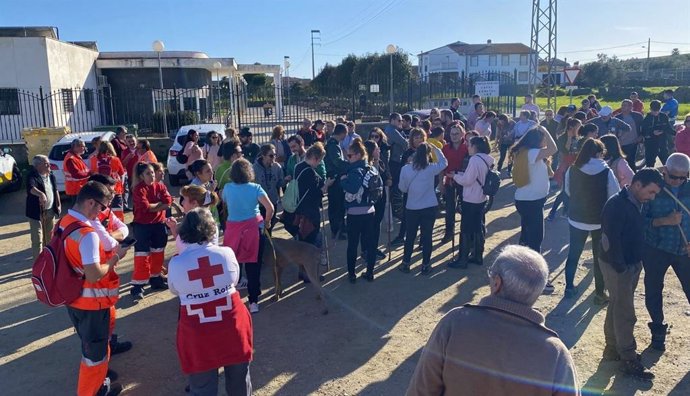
[0,70,518,144]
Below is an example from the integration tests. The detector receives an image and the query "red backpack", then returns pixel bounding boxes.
[31,221,87,307]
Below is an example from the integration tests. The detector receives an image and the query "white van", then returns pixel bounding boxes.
[166,124,226,186]
[48,131,116,193]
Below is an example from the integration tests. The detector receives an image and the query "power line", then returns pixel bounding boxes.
[321,0,403,46]
[560,41,647,54]
[652,40,690,45]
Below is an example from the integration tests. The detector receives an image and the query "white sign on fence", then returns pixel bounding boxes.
[369,84,380,93]
[475,81,500,98]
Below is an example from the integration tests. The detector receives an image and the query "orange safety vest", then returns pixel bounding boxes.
[89,154,126,195]
[63,152,90,196]
[60,214,120,310]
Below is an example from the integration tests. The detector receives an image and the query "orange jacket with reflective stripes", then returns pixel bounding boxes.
[89,154,126,195]
[60,214,120,310]
[63,152,90,195]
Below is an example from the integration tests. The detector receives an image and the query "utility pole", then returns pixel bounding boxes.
[311,30,321,80]
[646,37,651,80]
[529,0,558,109]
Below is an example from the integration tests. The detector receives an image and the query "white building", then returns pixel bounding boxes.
[418,40,538,85]
[0,27,101,141]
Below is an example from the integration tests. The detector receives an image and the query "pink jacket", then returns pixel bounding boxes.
[223,215,262,263]
[675,127,690,157]
[453,153,494,204]
[610,158,634,188]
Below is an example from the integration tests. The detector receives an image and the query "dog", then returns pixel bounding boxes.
[262,236,328,315]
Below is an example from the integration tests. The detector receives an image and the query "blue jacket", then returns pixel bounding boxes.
[644,181,690,256]
[600,187,646,273]
[341,160,371,209]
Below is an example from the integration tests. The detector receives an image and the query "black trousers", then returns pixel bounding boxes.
[515,197,546,253]
[645,135,669,167]
[67,306,110,365]
[347,213,376,276]
[245,229,266,303]
[621,143,638,172]
[497,144,513,172]
[642,245,690,324]
[444,184,460,236]
[403,207,436,265]
[188,362,251,396]
[327,182,345,236]
[361,194,386,253]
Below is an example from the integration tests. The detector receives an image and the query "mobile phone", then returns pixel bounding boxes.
[120,237,137,248]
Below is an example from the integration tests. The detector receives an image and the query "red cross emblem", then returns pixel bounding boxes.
[186,296,232,323]
[187,256,224,288]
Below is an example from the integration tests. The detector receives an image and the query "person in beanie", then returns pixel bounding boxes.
[600,168,663,381]
[407,245,579,396]
[642,153,690,352]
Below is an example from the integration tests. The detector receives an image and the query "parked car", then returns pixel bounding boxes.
[166,124,226,186]
[48,131,116,193]
[0,147,22,194]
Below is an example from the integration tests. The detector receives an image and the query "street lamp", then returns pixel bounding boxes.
[386,44,397,114]
[212,61,222,122]
[284,56,290,115]
[152,40,167,135]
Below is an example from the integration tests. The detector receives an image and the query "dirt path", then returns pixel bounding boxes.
[1,178,689,395]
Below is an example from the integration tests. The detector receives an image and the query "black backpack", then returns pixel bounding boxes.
[363,165,384,204]
[476,155,501,197]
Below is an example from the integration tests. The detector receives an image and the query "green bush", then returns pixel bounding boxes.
[152,111,199,134]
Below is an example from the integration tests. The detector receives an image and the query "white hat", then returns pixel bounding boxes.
[599,106,613,117]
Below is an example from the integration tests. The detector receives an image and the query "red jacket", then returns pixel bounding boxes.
[675,127,690,157]
[442,142,469,185]
[132,181,172,224]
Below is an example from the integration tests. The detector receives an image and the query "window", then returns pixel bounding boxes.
[470,56,478,66]
[183,97,198,111]
[61,89,74,112]
[502,54,510,66]
[0,88,20,115]
[518,71,528,82]
[489,55,497,66]
[83,89,94,111]
[520,54,528,65]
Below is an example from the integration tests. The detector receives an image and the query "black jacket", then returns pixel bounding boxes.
[641,112,674,139]
[600,187,645,273]
[25,168,60,221]
[324,137,349,178]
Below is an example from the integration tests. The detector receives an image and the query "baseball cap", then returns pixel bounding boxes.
[599,106,613,117]
[239,127,252,137]
[567,104,577,112]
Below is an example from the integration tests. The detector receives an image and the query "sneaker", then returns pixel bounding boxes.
[96,377,123,396]
[390,236,405,247]
[130,285,144,301]
[594,292,609,306]
[248,302,259,314]
[375,249,386,260]
[237,277,248,290]
[564,287,578,299]
[110,339,133,356]
[149,276,168,290]
[542,282,555,295]
[620,358,655,381]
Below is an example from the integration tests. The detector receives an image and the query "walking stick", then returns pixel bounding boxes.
[451,191,456,262]
[386,186,392,263]
[662,186,690,250]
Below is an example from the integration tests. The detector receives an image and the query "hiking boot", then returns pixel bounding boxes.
[390,235,405,247]
[149,276,168,290]
[620,359,654,381]
[398,262,411,273]
[130,285,144,301]
[648,322,668,351]
[593,291,609,306]
[110,339,133,356]
[96,377,123,396]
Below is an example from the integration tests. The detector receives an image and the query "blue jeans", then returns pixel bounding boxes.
[564,225,604,294]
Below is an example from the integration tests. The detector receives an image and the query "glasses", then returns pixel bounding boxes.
[94,199,108,211]
[668,174,687,181]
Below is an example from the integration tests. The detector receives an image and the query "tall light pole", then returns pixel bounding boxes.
[152,40,167,136]
[311,30,320,79]
[386,44,397,114]
[212,61,222,122]
[284,56,290,116]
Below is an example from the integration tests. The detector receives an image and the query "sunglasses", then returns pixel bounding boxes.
[668,174,687,181]
[94,199,109,211]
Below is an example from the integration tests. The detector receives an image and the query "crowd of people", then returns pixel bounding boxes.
[24,87,690,394]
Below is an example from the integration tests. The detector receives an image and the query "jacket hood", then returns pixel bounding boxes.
[579,158,609,175]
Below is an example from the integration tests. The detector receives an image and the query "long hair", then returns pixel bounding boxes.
[408,128,427,149]
[412,143,431,171]
[574,138,605,168]
[510,127,543,155]
[363,140,378,165]
[184,129,198,145]
[180,185,219,208]
[349,139,368,162]
[132,162,153,186]
[600,135,625,161]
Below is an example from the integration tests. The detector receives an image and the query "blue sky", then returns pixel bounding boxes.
[2,0,689,78]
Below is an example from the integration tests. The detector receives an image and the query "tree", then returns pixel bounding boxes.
[311,52,414,91]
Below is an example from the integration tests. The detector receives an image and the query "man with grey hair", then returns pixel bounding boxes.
[25,154,61,259]
[641,153,690,353]
[406,245,579,396]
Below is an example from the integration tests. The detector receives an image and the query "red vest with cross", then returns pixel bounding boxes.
[167,243,253,374]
